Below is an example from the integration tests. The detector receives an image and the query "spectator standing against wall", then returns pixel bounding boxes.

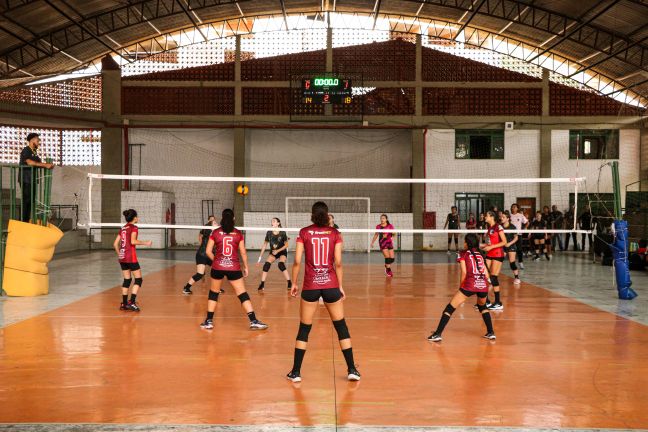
[19,133,55,222]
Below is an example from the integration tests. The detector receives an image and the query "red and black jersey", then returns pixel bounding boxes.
[210,228,244,271]
[118,223,138,263]
[297,224,343,290]
[485,223,505,258]
[457,250,488,292]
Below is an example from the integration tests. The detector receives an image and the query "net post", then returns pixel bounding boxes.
[284,196,289,240]
[367,197,371,254]
[573,177,578,230]
[87,174,93,231]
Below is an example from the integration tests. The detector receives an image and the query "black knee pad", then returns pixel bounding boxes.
[238,292,251,304]
[387,258,395,264]
[192,273,204,282]
[384,257,390,265]
[477,304,489,313]
[262,262,271,272]
[443,303,456,316]
[490,275,499,287]
[134,278,143,287]
[333,318,351,340]
[208,290,220,301]
[296,322,312,342]
[277,262,287,272]
[509,261,518,271]
[122,278,132,288]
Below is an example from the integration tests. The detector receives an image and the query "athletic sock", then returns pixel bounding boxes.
[184,283,191,290]
[287,280,292,288]
[247,311,257,322]
[259,281,265,288]
[435,313,452,335]
[292,348,306,373]
[207,311,215,320]
[514,274,520,279]
[129,294,137,303]
[481,311,494,334]
[494,292,501,304]
[342,347,356,370]
[122,294,128,305]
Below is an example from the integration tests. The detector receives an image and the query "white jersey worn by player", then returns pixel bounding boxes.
[510,212,528,231]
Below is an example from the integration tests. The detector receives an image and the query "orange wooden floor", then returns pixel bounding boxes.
[1,262,648,429]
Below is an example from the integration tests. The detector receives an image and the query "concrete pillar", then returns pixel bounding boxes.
[100,55,122,248]
[415,34,422,118]
[233,128,246,226]
[325,27,333,116]
[539,69,551,208]
[234,35,241,116]
[539,126,552,208]
[412,128,425,250]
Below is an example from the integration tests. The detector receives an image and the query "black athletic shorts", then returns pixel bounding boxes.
[459,288,488,298]
[301,288,343,303]
[486,256,505,262]
[504,245,517,253]
[270,250,288,259]
[532,233,546,241]
[120,262,141,271]
[210,269,243,281]
[195,253,213,266]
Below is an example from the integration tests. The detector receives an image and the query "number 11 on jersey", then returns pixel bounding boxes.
[311,237,330,266]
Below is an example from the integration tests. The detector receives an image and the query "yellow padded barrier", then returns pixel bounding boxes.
[2,220,63,296]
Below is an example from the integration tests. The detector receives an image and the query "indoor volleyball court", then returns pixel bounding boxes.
[1,1,647,431]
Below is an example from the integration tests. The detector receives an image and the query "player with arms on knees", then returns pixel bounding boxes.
[287,201,360,383]
[257,217,292,291]
[114,209,152,312]
[371,214,395,277]
[199,209,268,331]
[428,233,496,342]
[183,215,217,295]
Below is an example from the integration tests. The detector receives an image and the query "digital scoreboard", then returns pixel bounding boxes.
[301,77,352,104]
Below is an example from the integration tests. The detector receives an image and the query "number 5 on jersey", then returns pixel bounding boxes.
[311,237,330,266]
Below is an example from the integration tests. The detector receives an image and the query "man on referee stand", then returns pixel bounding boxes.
[19,133,54,222]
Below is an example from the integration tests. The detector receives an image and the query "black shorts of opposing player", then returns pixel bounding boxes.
[301,288,343,303]
[459,288,488,298]
[210,269,243,280]
[195,253,213,266]
[487,256,505,262]
[120,262,141,271]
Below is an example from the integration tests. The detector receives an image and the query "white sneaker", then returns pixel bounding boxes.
[518,263,525,270]
[514,278,521,285]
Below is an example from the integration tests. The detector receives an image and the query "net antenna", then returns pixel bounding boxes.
[285,196,371,253]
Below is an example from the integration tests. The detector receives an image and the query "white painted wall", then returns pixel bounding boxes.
[424,129,540,249]
[127,128,235,245]
[550,129,640,212]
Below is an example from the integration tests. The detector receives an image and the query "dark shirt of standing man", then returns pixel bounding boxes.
[19,133,54,222]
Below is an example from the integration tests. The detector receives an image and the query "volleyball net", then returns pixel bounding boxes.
[84,173,593,251]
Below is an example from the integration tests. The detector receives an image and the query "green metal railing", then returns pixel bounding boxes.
[1,163,54,295]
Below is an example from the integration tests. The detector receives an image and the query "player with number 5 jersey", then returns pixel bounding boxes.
[199,208,268,331]
[287,201,360,383]
[427,233,496,342]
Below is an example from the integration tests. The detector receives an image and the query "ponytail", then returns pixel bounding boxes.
[220,208,235,233]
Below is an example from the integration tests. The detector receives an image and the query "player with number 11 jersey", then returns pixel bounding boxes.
[297,226,342,290]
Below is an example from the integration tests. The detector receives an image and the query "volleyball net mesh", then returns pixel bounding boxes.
[85,174,589,251]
